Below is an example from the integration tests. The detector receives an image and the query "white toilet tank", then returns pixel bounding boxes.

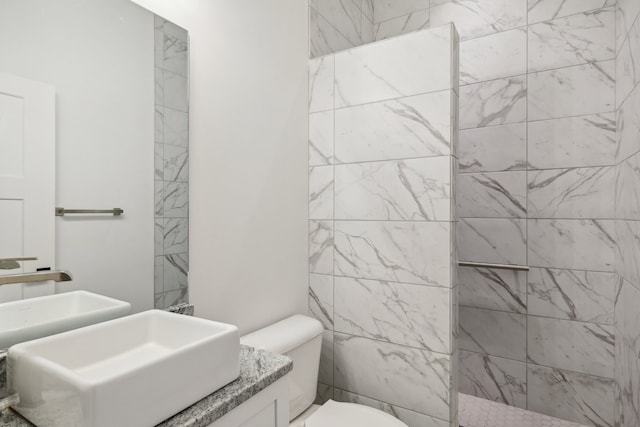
[240,315,323,421]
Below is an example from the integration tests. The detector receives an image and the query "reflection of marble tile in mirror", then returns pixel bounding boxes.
[154,14,189,309]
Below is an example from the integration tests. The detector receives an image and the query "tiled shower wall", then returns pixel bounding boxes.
[614,0,640,425]
[308,25,459,427]
[309,0,623,426]
[154,16,190,309]
[457,2,618,426]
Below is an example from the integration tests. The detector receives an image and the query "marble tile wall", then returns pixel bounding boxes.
[614,0,640,426]
[308,26,459,427]
[154,16,190,310]
[308,0,626,426]
[452,2,618,426]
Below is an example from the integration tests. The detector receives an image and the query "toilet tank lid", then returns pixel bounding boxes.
[240,314,323,354]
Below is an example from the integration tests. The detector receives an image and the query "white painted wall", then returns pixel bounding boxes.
[130,0,310,334]
[0,0,155,312]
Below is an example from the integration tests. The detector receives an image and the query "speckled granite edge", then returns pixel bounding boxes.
[157,346,292,427]
[165,303,195,316]
[0,346,292,427]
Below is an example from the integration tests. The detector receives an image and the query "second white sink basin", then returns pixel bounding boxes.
[0,290,131,350]
[8,309,240,427]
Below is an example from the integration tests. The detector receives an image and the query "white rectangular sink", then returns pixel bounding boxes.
[0,290,131,350]
[8,309,240,427]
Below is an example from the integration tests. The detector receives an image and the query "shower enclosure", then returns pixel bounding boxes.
[307,1,640,427]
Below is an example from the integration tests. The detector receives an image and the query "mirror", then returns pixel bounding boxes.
[0,0,189,327]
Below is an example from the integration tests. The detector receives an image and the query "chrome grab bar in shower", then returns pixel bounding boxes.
[458,261,529,272]
[0,270,73,286]
[55,207,123,216]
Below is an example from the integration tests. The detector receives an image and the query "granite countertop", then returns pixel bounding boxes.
[0,345,292,427]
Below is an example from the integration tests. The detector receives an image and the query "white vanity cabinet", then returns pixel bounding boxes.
[206,377,289,427]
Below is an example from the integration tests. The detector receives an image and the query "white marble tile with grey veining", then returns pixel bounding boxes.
[163,182,188,217]
[528,0,616,25]
[310,220,334,274]
[334,221,452,287]
[458,267,527,313]
[334,388,451,427]
[164,144,188,182]
[430,0,527,41]
[616,171,640,216]
[163,33,188,77]
[528,268,615,324]
[616,220,640,290]
[527,365,615,427]
[164,218,188,255]
[334,24,455,108]
[335,91,454,162]
[155,180,164,216]
[164,253,188,292]
[163,71,189,113]
[460,76,527,129]
[528,166,616,219]
[459,350,527,409]
[617,83,640,163]
[155,219,164,255]
[460,29,527,85]
[528,8,615,73]
[373,9,430,42]
[616,0,640,49]
[310,8,356,58]
[309,56,335,112]
[360,0,374,21]
[361,14,375,44]
[319,330,334,385]
[155,142,164,180]
[154,255,164,294]
[164,108,189,147]
[316,382,334,405]
[528,113,616,169]
[528,219,616,271]
[371,0,430,23]
[616,18,640,109]
[334,277,452,353]
[155,106,164,142]
[458,123,527,172]
[457,218,527,265]
[614,326,640,427]
[528,60,615,121]
[309,273,334,329]
[309,111,334,166]
[155,29,164,66]
[334,333,453,420]
[335,157,451,221]
[615,277,640,357]
[156,16,188,42]
[528,316,615,378]
[311,0,364,46]
[457,172,527,218]
[155,66,164,106]
[459,306,527,361]
[309,166,334,220]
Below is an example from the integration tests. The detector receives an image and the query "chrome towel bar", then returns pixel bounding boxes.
[55,207,123,216]
[458,261,529,272]
[0,270,73,286]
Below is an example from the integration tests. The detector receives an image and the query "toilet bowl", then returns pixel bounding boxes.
[240,315,408,427]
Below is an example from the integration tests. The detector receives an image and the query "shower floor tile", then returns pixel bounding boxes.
[459,393,588,427]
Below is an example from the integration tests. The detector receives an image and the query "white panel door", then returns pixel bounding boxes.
[0,72,55,302]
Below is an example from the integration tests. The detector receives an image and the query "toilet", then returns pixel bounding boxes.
[240,315,408,427]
